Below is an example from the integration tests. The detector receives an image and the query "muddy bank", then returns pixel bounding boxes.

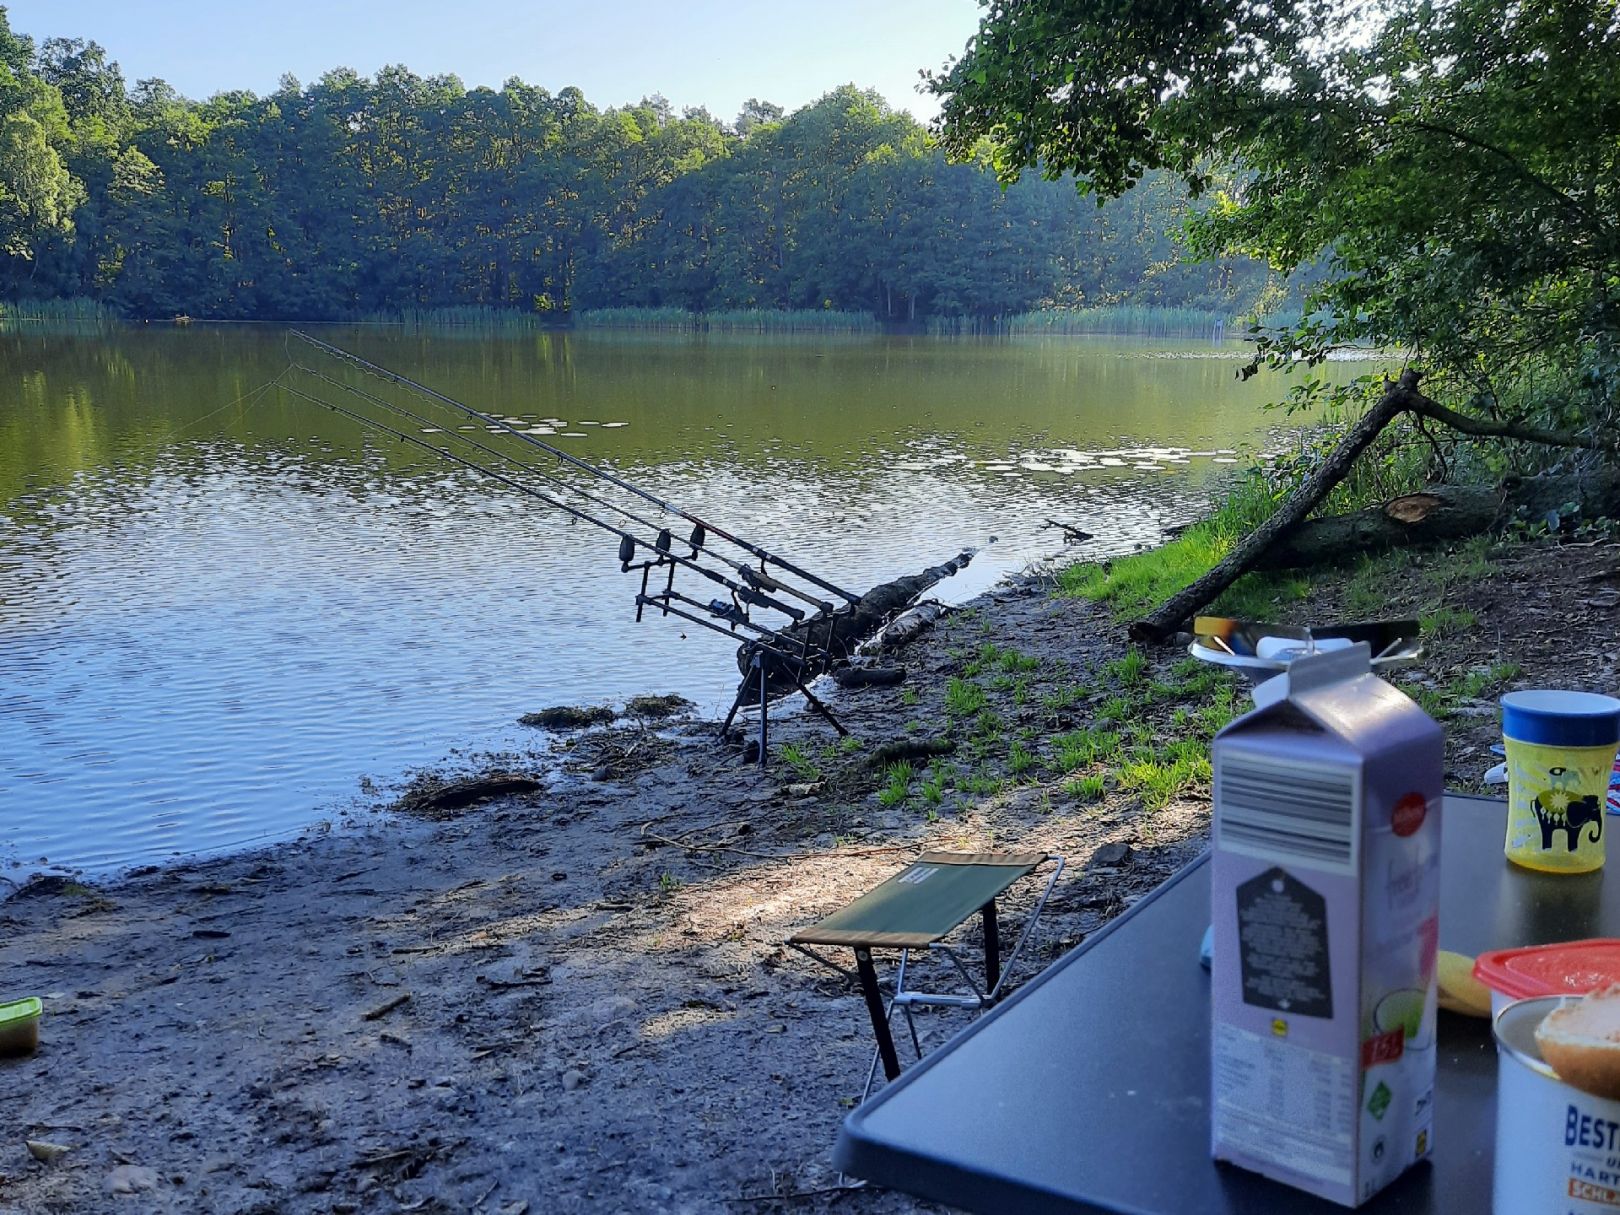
[2,536,1613,1213]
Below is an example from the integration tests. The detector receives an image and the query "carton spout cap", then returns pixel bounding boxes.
[1251,642,1374,709]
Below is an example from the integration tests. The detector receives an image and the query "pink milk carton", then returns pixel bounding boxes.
[1210,643,1443,1207]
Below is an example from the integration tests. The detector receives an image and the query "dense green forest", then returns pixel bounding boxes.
[0,9,1283,326]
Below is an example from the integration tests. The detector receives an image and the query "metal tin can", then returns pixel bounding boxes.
[1494,995,1620,1212]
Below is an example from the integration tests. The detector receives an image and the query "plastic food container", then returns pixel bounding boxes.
[0,997,41,1058]
[1474,939,1620,1016]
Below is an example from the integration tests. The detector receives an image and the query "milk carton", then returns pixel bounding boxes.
[1210,643,1443,1207]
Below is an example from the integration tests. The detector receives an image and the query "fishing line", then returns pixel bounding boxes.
[276,380,811,621]
[286,356,675,539]
[286,338,840,611]
[282,358,812,612]
[140,365,293,449]
[289,331,859,605]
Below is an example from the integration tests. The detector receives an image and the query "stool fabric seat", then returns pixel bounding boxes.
[790,852,1045,949]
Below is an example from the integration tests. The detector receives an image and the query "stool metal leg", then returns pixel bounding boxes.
[981,900,1001,993]
[854,948,901,1080]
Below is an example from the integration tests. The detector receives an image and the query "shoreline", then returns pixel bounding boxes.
[3,535,1614,1211]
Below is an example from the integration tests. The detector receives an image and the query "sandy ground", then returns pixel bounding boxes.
[3,537,1616,1213]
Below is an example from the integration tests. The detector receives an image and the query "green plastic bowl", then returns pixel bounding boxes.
[0,996,42,1057]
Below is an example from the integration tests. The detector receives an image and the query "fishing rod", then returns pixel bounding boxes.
[283,359,829,622]
[289,355,676,542]
[277,380,811,623]
[289,331,861,607]
[290,338,838,614]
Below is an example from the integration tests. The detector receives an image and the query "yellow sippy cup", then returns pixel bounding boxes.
[1502,690,1620,873]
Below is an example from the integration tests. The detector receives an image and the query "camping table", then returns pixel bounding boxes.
[834,794,1615,1214]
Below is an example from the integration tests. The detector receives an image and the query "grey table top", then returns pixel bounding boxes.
[834,794,1615,1214]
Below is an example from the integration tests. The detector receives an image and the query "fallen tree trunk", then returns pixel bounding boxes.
[1130,367,1620,642]
[1129,371,1422,643]
[1255,472,1620,568]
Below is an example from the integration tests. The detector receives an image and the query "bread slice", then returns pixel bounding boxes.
[1537,984,1620,1100]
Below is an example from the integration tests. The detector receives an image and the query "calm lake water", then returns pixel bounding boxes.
[2,326,1313,874]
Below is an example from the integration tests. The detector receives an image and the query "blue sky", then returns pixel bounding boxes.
[3,1,984,121]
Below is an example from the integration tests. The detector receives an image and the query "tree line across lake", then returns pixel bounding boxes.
[0,10,1286,329]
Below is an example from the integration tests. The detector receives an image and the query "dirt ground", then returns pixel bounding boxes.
[2,535,1616,1214]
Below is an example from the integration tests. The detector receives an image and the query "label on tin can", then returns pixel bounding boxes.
[1495,996,1620,1214]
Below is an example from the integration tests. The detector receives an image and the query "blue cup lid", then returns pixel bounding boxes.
[1502,690,1620,747]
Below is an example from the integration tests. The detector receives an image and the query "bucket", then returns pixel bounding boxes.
[0,996,41,1058]
[1494,995,1620,1213]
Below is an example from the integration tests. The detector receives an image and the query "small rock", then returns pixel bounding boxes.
[105,1165,159,1195]
[1092,842,1133,867]
[560,1069,587,1092]
[25,1140,71,1164]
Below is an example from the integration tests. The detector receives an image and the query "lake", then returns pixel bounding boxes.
[2,326,1308,875]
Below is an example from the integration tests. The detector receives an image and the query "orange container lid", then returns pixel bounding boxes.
[1473,939,1620,1000]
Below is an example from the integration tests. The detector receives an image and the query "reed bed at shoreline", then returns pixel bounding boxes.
[0,297,116,326]
[930,305,1235,339]
[575,306,877,333]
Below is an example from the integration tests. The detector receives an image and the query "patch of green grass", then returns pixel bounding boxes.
[877,760,914,807]
[1041,683,1084,712]
[1342,552,1408,619]
[1008,741,1039,777]
[1197,688,1241,736]
[1212,571,1310,620]
[1065,774,1106,802]
[1410,662,1521,720]
[1453,662,1521,700]
[658,872,683,894]
[1430,534,1499,581]
[961,773,1003,797]
[777,742,822,783]
[900,687,920,706]
[1097,695,1135,723]
[960,642,1000,678]
[1053,727,1122,772]
[1420,604,1478,638]
[945,677,987,717]
[1104,649,1149,687]
[1143,679,1180,704]
[1172,666,1228,699]
[1012,677,1031,707]
[838,736,864,754]
[1054,469,1284,619]
[997,648,1040,674]
[920,772,946,805]
[1410,686,1451,720]
[1116,743,1212,811]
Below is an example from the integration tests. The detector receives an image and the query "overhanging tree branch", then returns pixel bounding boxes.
[1404,396,1619,452]
[1129,370,1618,642]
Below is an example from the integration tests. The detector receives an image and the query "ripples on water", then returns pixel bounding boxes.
[0,330,1323,874]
